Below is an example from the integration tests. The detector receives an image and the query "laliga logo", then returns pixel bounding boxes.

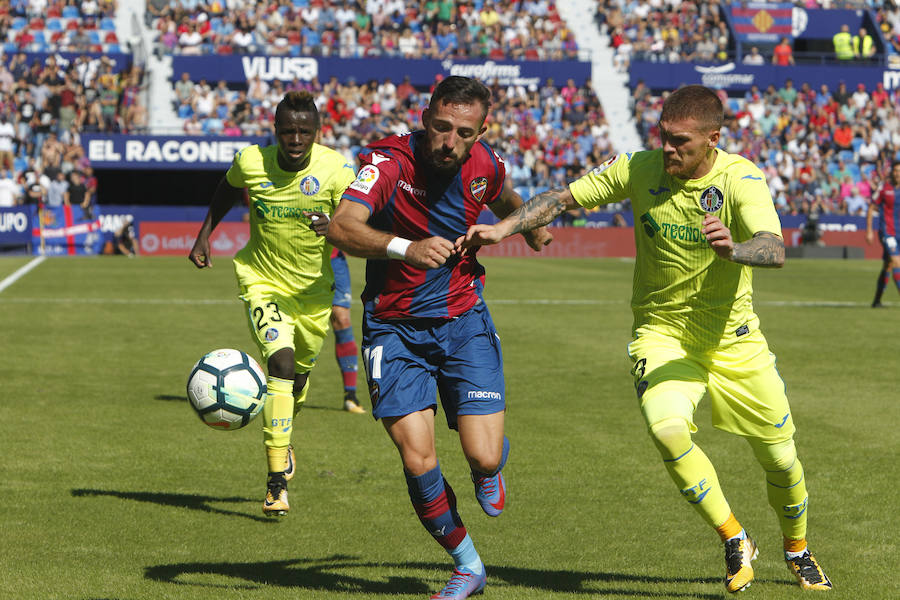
[0,211,28,232]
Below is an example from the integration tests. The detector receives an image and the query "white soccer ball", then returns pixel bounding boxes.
[187,349,267,430]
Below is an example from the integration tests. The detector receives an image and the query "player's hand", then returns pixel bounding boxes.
[304,211,329,236]
[188,235,212,268]
[455,224,506,255]
[523,226,553,251]
[866,230,874,245]
[406,236,455,268]
[702,214,734,260]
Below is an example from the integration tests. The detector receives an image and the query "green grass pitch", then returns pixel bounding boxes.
[0,255,897,599]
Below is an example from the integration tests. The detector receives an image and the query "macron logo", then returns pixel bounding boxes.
[398,179,426,197]
[467,391,502,400]
[371,153,390,165]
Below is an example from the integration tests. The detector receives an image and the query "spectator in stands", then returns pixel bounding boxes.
[833,24,854,60]
[0,170,20,207]
[24,180,44,205]
[773,37,794,66]
[742,46,765,65]
[67,170,93,219]
[0,113,15,171]
[46,169,68,208]
[853,26,875,60]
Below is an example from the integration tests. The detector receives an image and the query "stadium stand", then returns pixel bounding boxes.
[0,0,896,225]
[148,0,579,60]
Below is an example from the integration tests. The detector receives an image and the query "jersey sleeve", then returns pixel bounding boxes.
[224,145,253,188]
[340,152,399,214]
[485,146,507,204]
[729,161,782,239]
[568,153,631,210]
[330,157,357,211]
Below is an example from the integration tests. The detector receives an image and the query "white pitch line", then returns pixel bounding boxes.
[0,296,887,308]
[0,256,46,294]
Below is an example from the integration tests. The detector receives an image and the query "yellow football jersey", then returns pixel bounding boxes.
[569,148,782,350]
[226,143,356,297]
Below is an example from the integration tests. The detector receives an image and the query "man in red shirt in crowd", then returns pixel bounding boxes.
[773,37,794,66]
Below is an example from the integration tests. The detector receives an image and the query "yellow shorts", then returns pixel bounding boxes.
[240,283,332,373]
[626,326,795,441]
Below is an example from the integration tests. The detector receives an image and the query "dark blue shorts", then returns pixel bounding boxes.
[361,301,505,429]
[331,250,353,308]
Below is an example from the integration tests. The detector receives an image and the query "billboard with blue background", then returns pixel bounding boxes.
[81,134,269,170]
[170,56,591,88]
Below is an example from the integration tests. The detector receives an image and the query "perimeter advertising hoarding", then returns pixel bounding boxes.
[629,61,893,93]
[81,135,269,170]
[170,56,591,88]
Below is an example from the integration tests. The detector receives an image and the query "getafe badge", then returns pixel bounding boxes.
[299,175,320,195]
[470,177,488,202]
[699,186,724,212]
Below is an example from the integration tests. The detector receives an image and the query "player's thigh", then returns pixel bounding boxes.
[241,285,299,363]
[439,303,505,430]
[707,330,794,441]
[361,314,439,421]
[627,329,707,431]
[884,235,900,266]
[292,297,332,372]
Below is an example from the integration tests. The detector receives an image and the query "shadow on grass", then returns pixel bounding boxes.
[155,394,187,402]
[71,489,274,523]
[144,555,737,597]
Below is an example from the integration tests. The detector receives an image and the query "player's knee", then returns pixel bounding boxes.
[400,450,438,476]
[292,373,309,396]
[331,306,351,330]
[750,437,797,472]
[649,417,693,460]
[267,348,295,380]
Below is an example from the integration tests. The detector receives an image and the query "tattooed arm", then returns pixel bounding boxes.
[457,186,580,251]
[702,213,785,268]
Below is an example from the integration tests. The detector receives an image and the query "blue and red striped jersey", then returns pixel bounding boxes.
[873,183,897,237]
[341,130,506,320]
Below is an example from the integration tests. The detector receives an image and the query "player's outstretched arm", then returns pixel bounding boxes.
[189,176,243,268]
[487,181,554,251]
[702,214,784,268]
[457,186,577,252]
[327,200,454,269]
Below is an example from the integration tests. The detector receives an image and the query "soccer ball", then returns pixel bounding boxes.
[187,349,267,430]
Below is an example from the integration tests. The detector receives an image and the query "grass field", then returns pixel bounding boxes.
[0,255,897,600]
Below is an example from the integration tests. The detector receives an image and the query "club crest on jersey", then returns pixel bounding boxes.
[699,186,724,212]
[470,177,488,201]
[299,176,320,195]
[264,328,279,342]
[349,165,380,194]
[592,154,618,176]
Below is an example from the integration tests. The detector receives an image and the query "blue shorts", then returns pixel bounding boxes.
[331,250,353,308]
[361,301,505,429]
[880,234,899,260]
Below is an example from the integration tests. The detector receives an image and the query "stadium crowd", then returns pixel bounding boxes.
[1,1,121,55]
[174,70,612,192]
[150,0,579,61]
[0,50,146,207]
[632,78,900,216]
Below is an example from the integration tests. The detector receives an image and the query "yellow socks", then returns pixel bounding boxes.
[263,376,294,472]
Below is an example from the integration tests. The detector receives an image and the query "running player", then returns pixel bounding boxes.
[188,91,356,516]
[458,85,832,593]
[330,248,365,413]
[866,160,900,307]
[326,76,552,599]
